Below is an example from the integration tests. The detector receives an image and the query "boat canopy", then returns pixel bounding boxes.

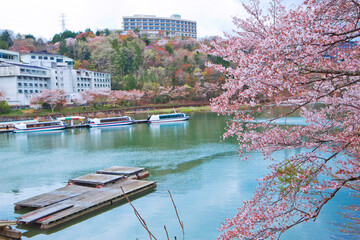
[56,116,85,121]
[159,113,186,119]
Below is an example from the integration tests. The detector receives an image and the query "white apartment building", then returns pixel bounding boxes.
[0,62,51,106]
[0,50,111,106]
[21,52,74,68]
[0,49,20,63]
[123,14,197,40]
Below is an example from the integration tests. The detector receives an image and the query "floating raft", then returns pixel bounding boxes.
[0,220,21,239]
[14,167,156,229]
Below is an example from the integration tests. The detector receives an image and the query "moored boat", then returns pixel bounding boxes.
[13,121,65,133]
[88,116,135,128]
[148,113,189,123]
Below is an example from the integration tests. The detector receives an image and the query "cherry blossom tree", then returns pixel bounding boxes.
[205,0,360,239]
[77,89,110,108]
[30,89,67,112]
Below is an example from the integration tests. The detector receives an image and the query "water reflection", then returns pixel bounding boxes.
[149,121,189,137]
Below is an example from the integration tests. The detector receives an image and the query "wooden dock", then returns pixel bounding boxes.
[0,220,21,239]
[134,119,149,124]
[14,166,156,230]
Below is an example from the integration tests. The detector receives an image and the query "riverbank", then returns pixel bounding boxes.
[0,102,211,122]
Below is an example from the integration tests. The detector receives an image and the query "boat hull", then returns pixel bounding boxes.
[13,126,66,133]
[149,117,189,123]
[88,121,134,128]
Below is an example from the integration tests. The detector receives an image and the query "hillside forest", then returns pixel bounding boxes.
[0,29,229,106]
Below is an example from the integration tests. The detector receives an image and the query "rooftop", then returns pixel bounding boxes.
[123,14,196,23]
[0,62,49,70]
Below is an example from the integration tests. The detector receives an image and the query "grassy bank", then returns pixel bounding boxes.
[0,102,210,120]
[132,105,211,115]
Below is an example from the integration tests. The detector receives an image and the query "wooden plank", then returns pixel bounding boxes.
[69,173,124,186]
[96,166,145,176]
[37,180,156,227]
[40,181,157,229]
[0,227,22,239]
[17,203,74,224]
[15,190,81,208]
[0,220,16,227]
[14,166,156,230]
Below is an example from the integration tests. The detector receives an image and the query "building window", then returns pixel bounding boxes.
[24,83,28,86]
[50,57,54,60]
[31,56,36,59]
[18,90,22,93]
[18,83,22,86]
[24,90,28,93]
[44,56,48,60]
[35,90,38,93]
[38,56,43,59]
[30,90,33,93]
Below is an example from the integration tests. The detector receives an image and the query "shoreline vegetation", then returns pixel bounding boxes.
[0,102,211,121]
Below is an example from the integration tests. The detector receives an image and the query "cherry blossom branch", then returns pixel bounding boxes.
[120,187,157,240]
[168,190,184,240]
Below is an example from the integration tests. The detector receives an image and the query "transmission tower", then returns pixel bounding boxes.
[59,13,67,32]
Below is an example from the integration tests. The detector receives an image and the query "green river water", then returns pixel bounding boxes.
[0,111,357,240]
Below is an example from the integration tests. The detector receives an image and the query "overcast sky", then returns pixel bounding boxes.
[1,0,302,41]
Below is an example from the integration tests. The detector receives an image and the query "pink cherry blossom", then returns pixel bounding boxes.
[30,89,67,112]
[205,0,360,239]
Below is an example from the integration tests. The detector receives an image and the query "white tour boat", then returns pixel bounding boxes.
[88,116,135,128]
[148,113,189,123]
[13,121,66,133]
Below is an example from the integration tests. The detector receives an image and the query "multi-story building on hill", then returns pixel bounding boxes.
[21,51,75,68]
[0,49,111,107]
[0,49,20,63]
[0,62,51,106]
[123,14,197,40]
